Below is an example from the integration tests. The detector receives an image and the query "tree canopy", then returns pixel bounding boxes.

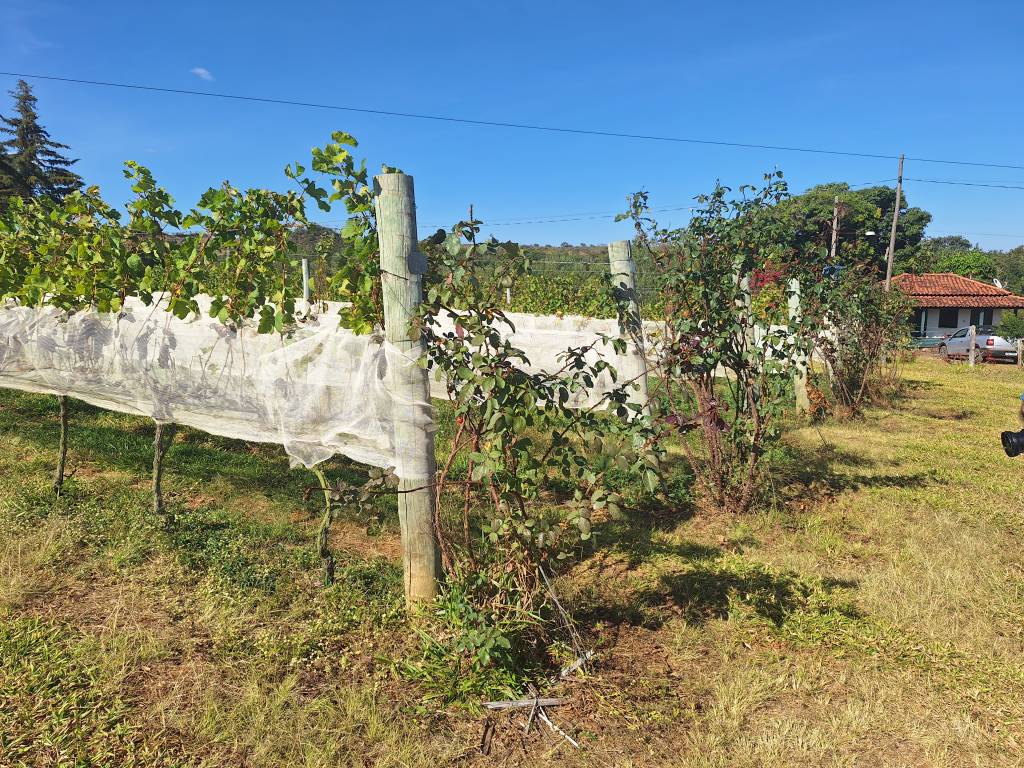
[993,246,1024,294]
[776,182,931,274]
[910,236,1024,292]
[934,249,996,281]
[0,80,82,207]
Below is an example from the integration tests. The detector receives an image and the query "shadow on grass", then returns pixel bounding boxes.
[575,557,861,631]
[0,391,398,593]
[0,391,375,512]
[772,440,934,502]
[599,515,710,568]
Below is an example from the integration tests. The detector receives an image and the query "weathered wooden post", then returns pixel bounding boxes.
[788,279,811,414]
[607,240,650,418]
[1017,338,1023,368]
[969,324,977,367]
[375,172,441,607]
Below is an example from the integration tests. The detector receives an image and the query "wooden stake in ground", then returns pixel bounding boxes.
[1017,338,1023,368]
[375,171,441,607]
[968,324,977,367]
[53,395,68,496]
[607,239,650,418]
[884,154,905,292]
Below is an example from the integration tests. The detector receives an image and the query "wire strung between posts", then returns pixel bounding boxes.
[6,71,1024,170]
[905,178,1024,190]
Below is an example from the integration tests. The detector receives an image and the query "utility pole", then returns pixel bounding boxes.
[884,153,905,291]
[829,195,841,262]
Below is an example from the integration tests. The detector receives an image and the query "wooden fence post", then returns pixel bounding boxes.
[374,172,441,607]
[788,279,811,414]
[301,256,311,304]
[969,324,977,367]
[1017,338,1023,368]
[607,240,650,418]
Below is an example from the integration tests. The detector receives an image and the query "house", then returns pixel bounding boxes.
[891,272,1024,339]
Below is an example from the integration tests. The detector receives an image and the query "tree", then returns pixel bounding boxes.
[934,249,996,280]
[913,235,974,274]
[922,235,972,254]
[993,245,1024,294]
[0,79,82,206]
[776,183,931,274]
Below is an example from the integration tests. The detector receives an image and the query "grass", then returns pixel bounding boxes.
[1,356,1023,766]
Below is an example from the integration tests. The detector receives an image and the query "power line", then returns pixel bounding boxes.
[905,177,1024,190]
[5,71,1024,171]
[415,183,899,230]
[850,178,897,187]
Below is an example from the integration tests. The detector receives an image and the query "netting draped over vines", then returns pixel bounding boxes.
[0,132,657,480]
[0,297,650,474]
[0,296,432,472]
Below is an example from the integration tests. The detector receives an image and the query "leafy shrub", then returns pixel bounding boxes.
[0,132,383,335]
[411,217,661,695]
[622,174,821,514]
[810,268,910,412]
[506,273,614,317]
[997,311,1024,340]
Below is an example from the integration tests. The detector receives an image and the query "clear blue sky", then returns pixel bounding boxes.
[2,0,1023,248]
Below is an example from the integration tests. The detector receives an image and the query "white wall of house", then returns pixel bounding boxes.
[915,307,1006,337]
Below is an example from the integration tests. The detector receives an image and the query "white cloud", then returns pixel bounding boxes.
[190,67,214,82]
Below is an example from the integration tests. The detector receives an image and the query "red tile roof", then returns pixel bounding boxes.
[891,272,1024,308]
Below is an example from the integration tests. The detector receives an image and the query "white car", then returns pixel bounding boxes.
[938,326,1019,363]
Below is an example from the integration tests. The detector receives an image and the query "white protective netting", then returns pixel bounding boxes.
[429,311,656,407]
[0,296,428,473]
[0,299,649,474]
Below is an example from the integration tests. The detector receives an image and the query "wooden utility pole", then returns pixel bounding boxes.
[884,154,905,291]
[607,240,650,418]
[829,195,841,262]
[375,172,441,607]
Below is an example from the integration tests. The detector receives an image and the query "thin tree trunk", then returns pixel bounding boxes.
[312,467,335,586]
[153,422,175,522]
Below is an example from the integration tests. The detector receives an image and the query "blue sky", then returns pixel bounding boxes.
[2,0,1023,248]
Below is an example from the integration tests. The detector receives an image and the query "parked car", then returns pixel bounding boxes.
[910,335,945,350]
[937,326,1020,362]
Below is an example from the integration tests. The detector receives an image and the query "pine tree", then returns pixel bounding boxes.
[0,79,83,205]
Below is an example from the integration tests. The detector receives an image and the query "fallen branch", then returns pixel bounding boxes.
[537,708,579,748]
[483,697,565,711]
